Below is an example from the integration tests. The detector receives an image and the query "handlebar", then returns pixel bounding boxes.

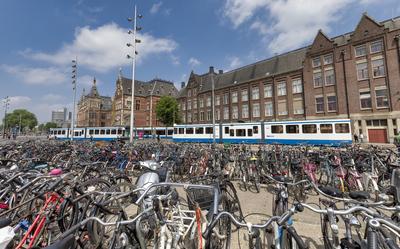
[203,211,280,239]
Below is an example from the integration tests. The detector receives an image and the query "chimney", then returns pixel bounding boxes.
[209,66,214,73]
[181,81,185,88]
[219,69,223,74]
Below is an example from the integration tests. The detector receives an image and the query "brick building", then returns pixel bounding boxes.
[177,14,400,143]
[111,71,178,127]
[77,78,112,127]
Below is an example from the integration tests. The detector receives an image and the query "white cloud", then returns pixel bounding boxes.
[78,75,101,87]
[42,94,65,102]
[150,2,163,14]
[188,57,201,67]
[0,64,67,85]
[171,55,180,65]
[7,95,72,122]
[21,23,178,72]
[222,0,381,54]
[250,20,269,35]
[8,96,32,108]
[222,0,268,28]
[227,56,242,70]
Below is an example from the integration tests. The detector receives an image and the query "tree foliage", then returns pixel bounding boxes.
[155,96,180,127]
[4,109,38,130]
[45,122,58,130]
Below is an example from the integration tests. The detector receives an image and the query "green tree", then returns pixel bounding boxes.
[44,122,58,131]
[4,109,38,131]
[155,96,180,127]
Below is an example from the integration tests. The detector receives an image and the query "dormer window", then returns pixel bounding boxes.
[312,57,321,67]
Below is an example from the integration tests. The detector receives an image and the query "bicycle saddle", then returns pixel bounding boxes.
[319,186,343,198]
[273,175,292,183]
[0,217,11,229]
[42,234,75,249]
[349,191,370,201]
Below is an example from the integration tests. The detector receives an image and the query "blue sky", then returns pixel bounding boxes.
[1,0,400,122]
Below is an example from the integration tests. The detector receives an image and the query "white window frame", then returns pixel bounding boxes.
[323,54,333,65]
[355,45,367,57]
[232,106,238,119]
[313,71,323,87]
[375,87,389,108]
[241,89,248,102]
[315,96,324,113]
[324,69,335,86]
[264,84,273,98]
[359,90,372,110]
[312,57,321,67]
[264,102,273,117]
[241,104,249,118]
[371,58,385,78]
[252,87,260,100]
[252,103,260,118]
[356,61,369,80]
[277,82,286,96]
[293,98,304,115]
[292,79,302,94]
[277,100,288,116]
[370,40,383,54]
[231,91,238,103]
[326,95,337,112]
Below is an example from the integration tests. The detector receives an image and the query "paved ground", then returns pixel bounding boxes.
[233,183,325,249]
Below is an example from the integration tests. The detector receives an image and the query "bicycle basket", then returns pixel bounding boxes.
[186,188,214,211]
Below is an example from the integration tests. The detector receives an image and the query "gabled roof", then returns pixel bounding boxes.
[117,77,178,97]
[178,47,307,98]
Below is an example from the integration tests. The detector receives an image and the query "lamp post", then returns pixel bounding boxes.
[127,5,142,143]
[211,73,216,144]
[2,96,10,139]
[71,58,77,141]
[150,80,157,138]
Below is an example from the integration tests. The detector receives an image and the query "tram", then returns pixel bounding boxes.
[172,119,352,146]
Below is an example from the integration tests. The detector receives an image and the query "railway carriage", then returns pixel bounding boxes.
[173,119,352,146]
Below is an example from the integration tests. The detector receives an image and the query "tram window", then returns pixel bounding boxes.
[225,127,229,134]
[335,123,350,133]
[302,124,317,134]
[144,130,151,135]
[179,128,184,134]
[286,125,299,134]
[236,129,246,136]
[168,130,173,135]
[205,127,213,134]
[100,129,105,135]
[248,129,253,136]
[195,127,204,134]
[174,128,177,134]
[89,130,94,135]
[94,129,99,135]
[74,131,80,136]
[157,130,166,135]
[230,129,234,136]
[57,131,61,135]
[111,129,116,135]
[186,128,194,134]
[320,124,333,133]
[271,125,283,134]
[106,129,111,135]
[253,126,259,134]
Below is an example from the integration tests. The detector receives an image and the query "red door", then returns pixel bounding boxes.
[368,129,388,143]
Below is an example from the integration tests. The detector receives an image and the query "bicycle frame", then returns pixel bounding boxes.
[16,192,63,249]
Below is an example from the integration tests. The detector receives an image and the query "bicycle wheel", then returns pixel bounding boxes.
[207,194,232,249]
[321,215,335,249]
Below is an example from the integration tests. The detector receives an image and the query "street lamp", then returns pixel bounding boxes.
[127,5,142,143]
[71,58,77,141]
[150,80,157,138]
[2,96,10,139]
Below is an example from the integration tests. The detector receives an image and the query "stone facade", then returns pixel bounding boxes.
[111,72,178,127]
[178,14,400,143]
[77,78,112,127]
